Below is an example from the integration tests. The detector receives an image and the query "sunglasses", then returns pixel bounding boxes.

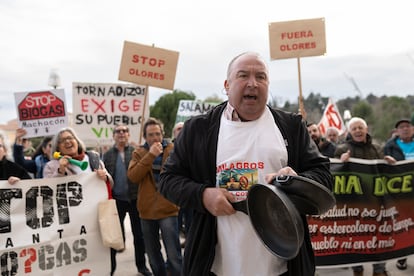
[114,129,129,134]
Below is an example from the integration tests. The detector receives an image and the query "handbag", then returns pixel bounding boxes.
[98,180,125,250]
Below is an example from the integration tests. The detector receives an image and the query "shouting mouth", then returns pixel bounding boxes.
[244,95,257,100]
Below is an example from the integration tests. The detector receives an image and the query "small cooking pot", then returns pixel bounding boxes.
[231,175,335,260]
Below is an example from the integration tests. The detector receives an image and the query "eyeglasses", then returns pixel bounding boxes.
[114,129,129,134]
[58,136,75,144]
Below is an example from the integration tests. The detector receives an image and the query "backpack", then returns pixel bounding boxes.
[86,151,101,171]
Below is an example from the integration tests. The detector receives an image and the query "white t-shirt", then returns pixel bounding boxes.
[211,108,288,276]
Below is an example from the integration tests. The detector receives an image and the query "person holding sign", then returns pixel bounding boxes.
[384,118,414,271]
[13,128,53,178]
[43,127,112,185]
[0,131,31,184]
[128,118,182,276]
[159,52,332,275]
[334,117,393,276]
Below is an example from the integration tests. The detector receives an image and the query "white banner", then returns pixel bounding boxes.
[0,173,110,275]
[72,82,149,147]
[174,100,217,125]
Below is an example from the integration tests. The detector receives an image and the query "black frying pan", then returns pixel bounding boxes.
[231,182,304,260]
[273,175,336,215]
[231,175,335,260]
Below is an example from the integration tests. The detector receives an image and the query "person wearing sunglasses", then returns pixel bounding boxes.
[43,127,112,185]
[103,124,151,276]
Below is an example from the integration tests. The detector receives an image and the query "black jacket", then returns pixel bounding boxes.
[102,144,138,200]
[334,133,383,160]
[0,157,31,181]
[317,138,336,158]
[384,136,413,161]
[13,143,37,174]
[159,102,333,276]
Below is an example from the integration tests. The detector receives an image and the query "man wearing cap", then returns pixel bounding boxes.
[384,119,414,162]
[384,118,414,270]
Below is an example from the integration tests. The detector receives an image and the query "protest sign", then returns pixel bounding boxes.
[310,159,414,267]
[118,41,179,90]
[72,82,149,147]
[269,17,326,60]
[0,173,110,275]
[174,100,217,125]
[14,89,68,138]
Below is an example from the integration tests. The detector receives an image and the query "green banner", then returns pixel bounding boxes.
[310,158,414,267]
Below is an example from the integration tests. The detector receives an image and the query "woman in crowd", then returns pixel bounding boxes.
[43,127,112,186]
[13,128,53,178]
[0,131,31,184]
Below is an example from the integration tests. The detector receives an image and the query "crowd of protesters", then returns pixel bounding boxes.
[1,111,413,276]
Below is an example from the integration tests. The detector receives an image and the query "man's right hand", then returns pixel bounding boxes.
[202,187,236,216]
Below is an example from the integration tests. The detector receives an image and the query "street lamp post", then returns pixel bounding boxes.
[48,69,61,89]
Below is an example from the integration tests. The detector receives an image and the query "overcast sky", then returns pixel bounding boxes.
[1,0,413,124]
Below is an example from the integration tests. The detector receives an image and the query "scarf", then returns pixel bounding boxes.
[72,151,85,161]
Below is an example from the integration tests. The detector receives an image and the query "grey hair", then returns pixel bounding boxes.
[326,127,339,134]
[50,127,86,159]
[348,117,368,129]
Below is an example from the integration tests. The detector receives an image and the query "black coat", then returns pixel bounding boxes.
[0,157,31,181]
[384,136,413,161]
[160,102,333,276]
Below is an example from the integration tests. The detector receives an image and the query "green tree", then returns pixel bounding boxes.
[203,94,224,104]
[351,101,373,122]
[277,94,413,144]
[371,96,412,141]
[149,90,195,138]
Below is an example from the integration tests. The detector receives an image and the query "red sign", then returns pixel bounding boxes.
[18,91,65,120]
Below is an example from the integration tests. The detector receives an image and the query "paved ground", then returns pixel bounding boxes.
[113,214,414,276]
[316,262,414,276]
